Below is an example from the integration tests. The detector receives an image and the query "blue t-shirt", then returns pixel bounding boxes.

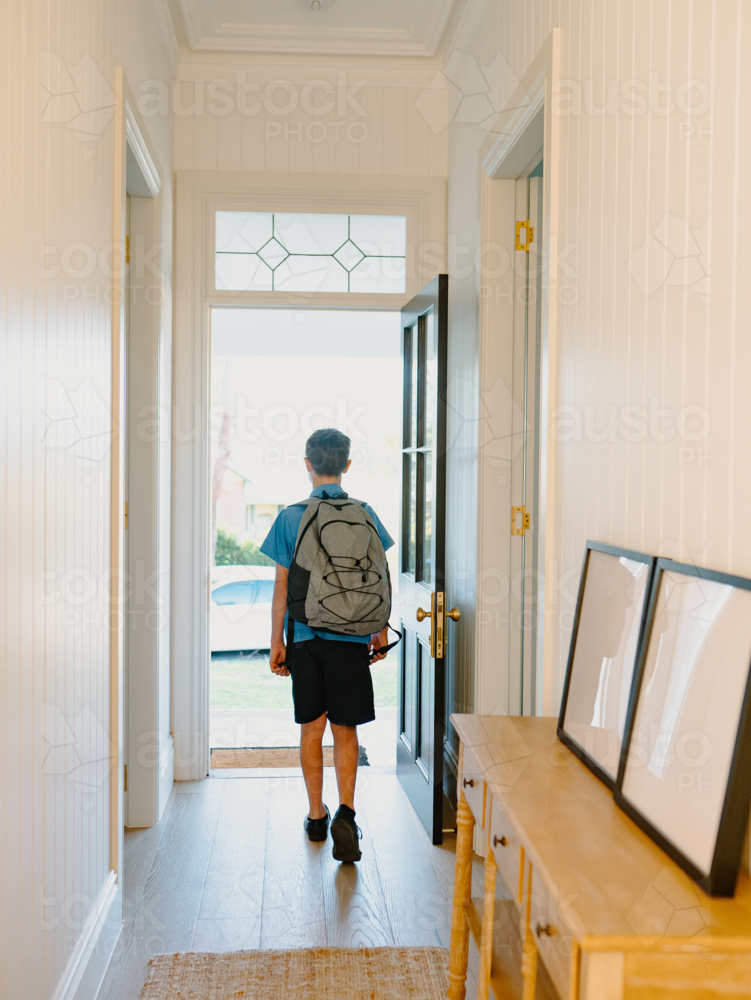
[260,484,395,645]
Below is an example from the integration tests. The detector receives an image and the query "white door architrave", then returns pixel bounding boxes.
[474,30,560,720]
[104,66,170,996]
[172,170,446,780]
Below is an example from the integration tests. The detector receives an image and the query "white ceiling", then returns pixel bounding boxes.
[178,0,458,57]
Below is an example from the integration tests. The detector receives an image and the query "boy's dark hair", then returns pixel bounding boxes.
[305,428,351,477]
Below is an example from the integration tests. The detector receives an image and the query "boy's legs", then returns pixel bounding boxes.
[330,722,359,810]
[300,712,327,820]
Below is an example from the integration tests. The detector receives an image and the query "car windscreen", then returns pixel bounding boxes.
[211,580,260,605]
[256,581,275,603]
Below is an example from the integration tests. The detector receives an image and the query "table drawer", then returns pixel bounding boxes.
[460,744,486,826]
[530,868,577,1000]
[489,794,521,899]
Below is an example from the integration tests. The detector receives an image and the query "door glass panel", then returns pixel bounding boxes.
[215,211,406,293]
[407,454,417,575]
[401,628,416,752]
[410,328,419,449]
[421,449,433,583]
[424,310,436,450]
[416,640,432,777]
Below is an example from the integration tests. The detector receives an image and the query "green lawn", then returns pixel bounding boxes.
[210,650,398,710]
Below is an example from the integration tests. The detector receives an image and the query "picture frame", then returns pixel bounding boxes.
[558,541,655,789]
[615,558,751,897]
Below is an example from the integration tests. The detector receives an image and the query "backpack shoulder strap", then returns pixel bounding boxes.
[289,497,317,508]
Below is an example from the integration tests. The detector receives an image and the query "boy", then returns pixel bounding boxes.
[260,427,394,862]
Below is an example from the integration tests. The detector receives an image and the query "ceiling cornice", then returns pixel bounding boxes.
[153,0,180,77]
[175,60,445,88]
[177,0,456,60]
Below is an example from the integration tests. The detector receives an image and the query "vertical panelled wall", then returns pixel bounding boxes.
[0,2,174,998]
[172,63,448,177]
[446,0,751,719]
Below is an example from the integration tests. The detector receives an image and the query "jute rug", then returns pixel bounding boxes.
[210,746,369,768]
[141,947,448,999]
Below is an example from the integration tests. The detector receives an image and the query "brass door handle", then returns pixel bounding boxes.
[493,835,507,847]
[416,607,431,622]
[463,778,474,788]
[446,607,460,622]
[535,923,555,938]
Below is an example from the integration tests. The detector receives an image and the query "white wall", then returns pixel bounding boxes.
[442,0,751,718]
[172,59,448,176]
[0,2,174,997]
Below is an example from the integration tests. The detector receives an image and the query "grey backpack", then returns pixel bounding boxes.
[286,492,391,638]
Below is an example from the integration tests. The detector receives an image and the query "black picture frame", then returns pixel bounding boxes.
[615,558,751,897]
[557,541,656,790]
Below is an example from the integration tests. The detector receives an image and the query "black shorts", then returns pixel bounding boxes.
[289,636,376,727]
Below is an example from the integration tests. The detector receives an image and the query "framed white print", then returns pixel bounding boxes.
[558,542,655,788]
[615,559,751,897]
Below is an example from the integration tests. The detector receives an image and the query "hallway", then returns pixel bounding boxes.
[99,774,487,1000]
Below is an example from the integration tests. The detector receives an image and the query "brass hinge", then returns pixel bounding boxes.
[124,501,129,529]
[516,220,534,252]
[125,234,130,264]
[511,505,531,536]
[124,764,128,792]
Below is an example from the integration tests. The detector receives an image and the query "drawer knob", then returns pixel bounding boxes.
[493,835,507,847]
[535,923,555,938]
[463,778,475,788]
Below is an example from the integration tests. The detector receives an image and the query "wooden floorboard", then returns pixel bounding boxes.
[320,801,394,949]
[100,789,224,1000]
[197,779,268,925]
[362,775,461,948]
[100,772,478,1000]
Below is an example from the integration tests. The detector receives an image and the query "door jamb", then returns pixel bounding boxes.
[111,70,170,882]
[172,171,446,780]
[475,30,560,718]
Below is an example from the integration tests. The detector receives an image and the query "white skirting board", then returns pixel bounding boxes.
[50,870,122,1000]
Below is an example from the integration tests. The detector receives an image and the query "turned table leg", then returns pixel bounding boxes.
[448,794,475,1000]
[476,845,498,1000]
[521,861,538,1000]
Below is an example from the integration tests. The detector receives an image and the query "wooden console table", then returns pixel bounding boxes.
[448,715,751,1000]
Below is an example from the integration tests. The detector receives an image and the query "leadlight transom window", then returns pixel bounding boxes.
[215,212,407,294]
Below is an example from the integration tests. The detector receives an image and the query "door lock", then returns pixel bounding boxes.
[417,595,458,657]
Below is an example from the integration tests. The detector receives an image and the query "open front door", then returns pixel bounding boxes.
[397,275,455,845]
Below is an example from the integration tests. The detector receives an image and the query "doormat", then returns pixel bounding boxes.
[141,947,448,1000]
[210,746,369,768]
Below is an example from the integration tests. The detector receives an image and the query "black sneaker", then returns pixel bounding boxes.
[331,805,362,863]
[304,804,330,842]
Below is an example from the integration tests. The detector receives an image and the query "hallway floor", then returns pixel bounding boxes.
[99,773,485,1000]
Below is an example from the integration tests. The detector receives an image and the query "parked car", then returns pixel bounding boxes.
[210,565,276,653]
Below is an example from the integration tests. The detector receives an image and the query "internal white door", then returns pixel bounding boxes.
[508,165,544,715]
